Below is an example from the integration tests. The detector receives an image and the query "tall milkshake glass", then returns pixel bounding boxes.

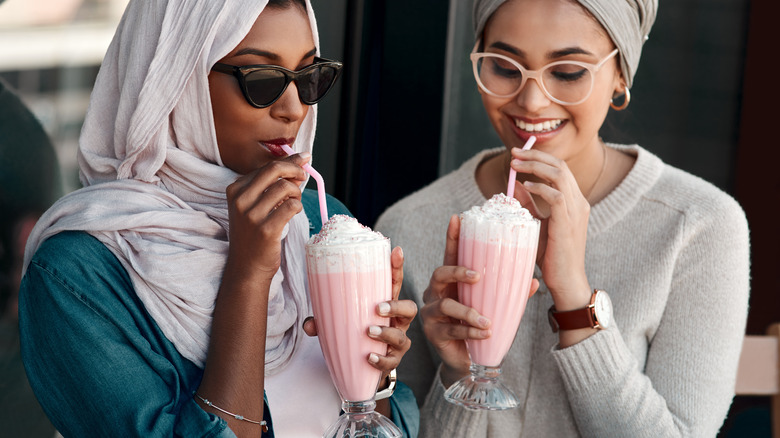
[444,194,540,410]
[306,215,401,437]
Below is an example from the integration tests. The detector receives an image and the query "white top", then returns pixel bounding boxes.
[264,334,341,436]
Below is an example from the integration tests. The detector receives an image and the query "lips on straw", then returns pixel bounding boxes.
[280,144,328,225]
[506,136,537,199]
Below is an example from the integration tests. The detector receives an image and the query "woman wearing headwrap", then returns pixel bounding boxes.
[18,0,419,436]
[375,0,749,436]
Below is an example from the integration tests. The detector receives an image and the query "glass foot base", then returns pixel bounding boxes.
[443,364,519,411]
[323,401,402,438]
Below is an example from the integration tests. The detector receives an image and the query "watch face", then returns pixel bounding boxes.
[593,291,612,329]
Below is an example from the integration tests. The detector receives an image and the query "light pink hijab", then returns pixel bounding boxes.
[23,0,320,375]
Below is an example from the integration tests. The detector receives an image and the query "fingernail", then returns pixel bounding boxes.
[466,270,478,279]
[369,326,382,337]
[377,302,391,316]
[368,353,379,364]
[480,329,492,338]
[300,152,311,160]
[478,316,490,328]
[511,159,522,167]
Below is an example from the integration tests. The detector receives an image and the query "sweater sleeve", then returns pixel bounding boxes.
[551,197,750,438]
[418,367,490,438]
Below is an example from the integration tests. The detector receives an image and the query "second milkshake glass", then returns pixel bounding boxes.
[306,215,401,437]
[444,194,540,410]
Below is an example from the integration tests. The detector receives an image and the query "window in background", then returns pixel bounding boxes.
[0,0,128,193]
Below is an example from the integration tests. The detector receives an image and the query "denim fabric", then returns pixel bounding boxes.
[21,230,242,437]
[390,382,421,437]
[20,190,418,437]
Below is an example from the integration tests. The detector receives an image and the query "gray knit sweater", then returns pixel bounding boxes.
[374,144,750,438]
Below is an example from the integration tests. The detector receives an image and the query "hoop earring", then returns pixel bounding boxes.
[610,87,630,111]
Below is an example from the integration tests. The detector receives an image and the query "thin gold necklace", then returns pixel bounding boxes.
[585,141,608,203]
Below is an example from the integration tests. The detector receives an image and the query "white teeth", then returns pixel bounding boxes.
[515,119,562,133]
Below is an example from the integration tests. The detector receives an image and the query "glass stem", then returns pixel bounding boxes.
[470,363,502,380]
[341,399,376,414]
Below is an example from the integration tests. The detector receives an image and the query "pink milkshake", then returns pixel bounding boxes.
[445,193,539,410]
[306,214,400,437]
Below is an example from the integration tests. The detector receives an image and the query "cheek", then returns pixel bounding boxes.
[208,73,250,131]
[210,109,248,170]
[299,105,311,127]
[570,78,614,129]
[481,94,505,128]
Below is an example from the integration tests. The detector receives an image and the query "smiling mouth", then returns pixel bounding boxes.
[515,119,563,133]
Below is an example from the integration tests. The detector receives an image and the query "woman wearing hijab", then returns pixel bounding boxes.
[375,0,749,436]
[19,0,419,436]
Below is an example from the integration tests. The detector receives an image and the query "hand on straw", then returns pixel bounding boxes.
[506,136,536,198]
[280,145,328,225]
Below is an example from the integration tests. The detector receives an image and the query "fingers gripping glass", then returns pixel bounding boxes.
[471,48,618,105]
[211,57,343,108]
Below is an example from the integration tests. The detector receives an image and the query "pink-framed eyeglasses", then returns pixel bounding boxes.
[470,42,619,106]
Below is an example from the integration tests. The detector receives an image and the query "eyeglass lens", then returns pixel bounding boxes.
[475,56,594,104]
[244,64,338,106]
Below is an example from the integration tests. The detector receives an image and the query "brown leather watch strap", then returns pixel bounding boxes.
[548,290,599,332]
[548,305,595,331]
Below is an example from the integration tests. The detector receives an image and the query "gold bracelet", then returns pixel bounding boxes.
[195,393,268,432]
[375,369,397,400]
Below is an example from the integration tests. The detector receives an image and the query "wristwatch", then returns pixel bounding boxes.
[548,289,613,332]
[375,368,397,400]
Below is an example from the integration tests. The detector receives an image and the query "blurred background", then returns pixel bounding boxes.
[1,0,776,437]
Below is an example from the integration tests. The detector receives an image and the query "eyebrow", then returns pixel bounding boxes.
[548,47,594,58]
[234,47,318,61]
[488,41,594,59]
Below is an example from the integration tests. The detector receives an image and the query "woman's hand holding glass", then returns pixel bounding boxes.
[421,215,540,388]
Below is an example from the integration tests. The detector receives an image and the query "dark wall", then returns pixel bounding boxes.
[600,0,749,193]
[332,0,450,227]
[720,0,780,434]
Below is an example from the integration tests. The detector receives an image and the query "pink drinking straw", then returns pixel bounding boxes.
[280,144,328,225]
[506,136,537,199]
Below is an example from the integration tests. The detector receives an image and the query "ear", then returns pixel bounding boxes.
[610,60,626,98]
[612,79,627,100]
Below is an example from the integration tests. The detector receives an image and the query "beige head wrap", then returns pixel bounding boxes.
[23,0,320,375]
[473,0,658,88]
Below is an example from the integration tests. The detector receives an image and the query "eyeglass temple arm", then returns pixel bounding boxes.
[471,39,482,54]
[211,63,237,75]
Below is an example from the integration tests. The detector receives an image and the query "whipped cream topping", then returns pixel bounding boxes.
[306,215,390,273]
[308,214,388,246]
[460,194,539,246]
[462,193,535,224]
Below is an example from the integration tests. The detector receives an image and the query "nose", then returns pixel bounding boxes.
[270,81,306,123]
[515,77,552,113]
